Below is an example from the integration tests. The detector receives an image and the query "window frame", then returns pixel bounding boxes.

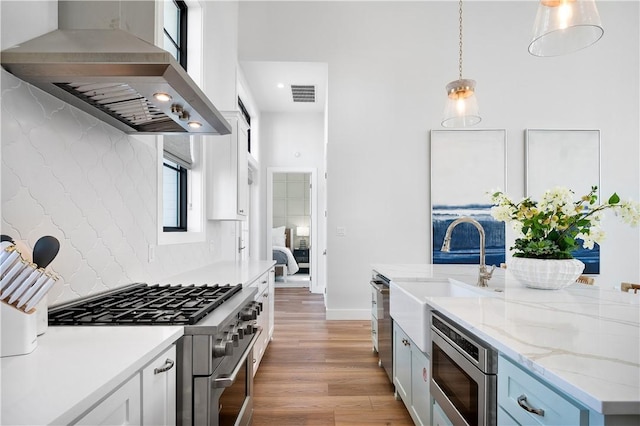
[164,0,188,70]
[162,159,188,232]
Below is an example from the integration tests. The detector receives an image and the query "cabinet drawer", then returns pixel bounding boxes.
[498,355,588,426]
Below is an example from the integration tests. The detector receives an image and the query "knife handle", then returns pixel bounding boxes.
[25,274,57,312]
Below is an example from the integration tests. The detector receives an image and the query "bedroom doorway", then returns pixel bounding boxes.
[267,167,321,294]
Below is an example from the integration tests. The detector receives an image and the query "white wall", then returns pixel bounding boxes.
[238,1,640,319]
[0,0,240,304]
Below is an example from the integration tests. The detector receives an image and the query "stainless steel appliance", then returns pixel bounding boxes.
[370,273,392,383]
[48,282,262,426]
[430,311,497,426]
[1,29,231,135]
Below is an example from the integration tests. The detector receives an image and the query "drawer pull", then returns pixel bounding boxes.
[154,358,175,374]
[517,394,545,417]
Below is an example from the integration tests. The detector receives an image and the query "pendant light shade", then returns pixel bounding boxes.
[441,0,481,128]
[528,0,604,57]
[442,79,481,127]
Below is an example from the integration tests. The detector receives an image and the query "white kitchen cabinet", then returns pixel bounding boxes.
[142,345,177,426]
[207,111,248,220]
[268,267,275,338]
[498,354,589,426]
[73,344,177,426]
[393,321,431,426]
[74,374,141,426]
[251,267,275,374]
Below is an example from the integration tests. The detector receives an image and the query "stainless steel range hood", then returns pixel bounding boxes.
[1,29,231,135]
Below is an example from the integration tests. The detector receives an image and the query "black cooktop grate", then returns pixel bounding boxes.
[48,283,243,325]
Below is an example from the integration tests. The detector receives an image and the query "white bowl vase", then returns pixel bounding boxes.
[508,258,585,290]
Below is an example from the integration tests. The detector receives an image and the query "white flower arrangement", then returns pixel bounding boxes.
[489,186,640,259]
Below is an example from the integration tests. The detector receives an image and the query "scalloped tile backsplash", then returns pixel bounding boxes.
[1,70,225,305]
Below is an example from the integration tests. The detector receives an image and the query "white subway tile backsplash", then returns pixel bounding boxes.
[1,70,221,305]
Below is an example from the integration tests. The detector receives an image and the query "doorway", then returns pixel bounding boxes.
[267,167,321,294]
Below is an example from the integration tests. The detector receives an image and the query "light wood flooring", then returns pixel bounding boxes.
[252,288,414,426]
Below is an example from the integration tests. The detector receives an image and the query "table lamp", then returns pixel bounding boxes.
[296,226,309,249]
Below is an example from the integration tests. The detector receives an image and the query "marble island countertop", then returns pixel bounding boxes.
[374,264,640,416]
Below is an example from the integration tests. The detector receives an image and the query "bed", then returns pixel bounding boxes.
[272,227,299,281]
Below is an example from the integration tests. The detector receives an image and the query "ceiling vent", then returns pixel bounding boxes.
[291,85,316,103]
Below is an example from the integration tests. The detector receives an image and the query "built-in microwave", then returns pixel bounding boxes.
[430,312,498,426]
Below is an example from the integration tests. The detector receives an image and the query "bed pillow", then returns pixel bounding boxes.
[272,226,286,247]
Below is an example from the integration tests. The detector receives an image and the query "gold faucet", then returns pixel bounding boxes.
[441,216,496,287]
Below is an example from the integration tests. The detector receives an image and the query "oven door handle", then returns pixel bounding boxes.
[370,281,389,294]
[213,327,262,389]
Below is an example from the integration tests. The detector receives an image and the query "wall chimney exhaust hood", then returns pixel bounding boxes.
[1,29,231,135]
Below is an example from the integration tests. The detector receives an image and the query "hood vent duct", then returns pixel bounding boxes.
[1,29,231,135]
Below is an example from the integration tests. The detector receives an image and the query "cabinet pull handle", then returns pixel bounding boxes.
[402,339,410,346]
[154,358,175,375]
[517,394,545,417]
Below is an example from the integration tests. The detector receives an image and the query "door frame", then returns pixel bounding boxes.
[266,167,321,294]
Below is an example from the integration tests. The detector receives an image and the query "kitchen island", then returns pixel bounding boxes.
[374,264,640,424]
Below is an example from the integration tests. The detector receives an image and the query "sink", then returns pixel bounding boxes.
[389,278,495,354]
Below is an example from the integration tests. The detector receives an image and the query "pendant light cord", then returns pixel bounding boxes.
[458,0,464,80]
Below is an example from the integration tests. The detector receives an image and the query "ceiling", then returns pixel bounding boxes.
[239,61,327,114]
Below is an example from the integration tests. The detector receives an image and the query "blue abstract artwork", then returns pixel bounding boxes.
[526,129,601,274]
[430,129,507,266]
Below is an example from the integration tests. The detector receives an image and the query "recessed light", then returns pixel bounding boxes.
[188,121,202,129]
[277,83,285,89]
[154,92,172,102]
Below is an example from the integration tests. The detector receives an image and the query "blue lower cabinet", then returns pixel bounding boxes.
[498,355,589,426]
[410,348,431,425]
[432,400,454,426]
[393,322,432,426]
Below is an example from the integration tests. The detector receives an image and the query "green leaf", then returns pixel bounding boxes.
[608,193,620,204]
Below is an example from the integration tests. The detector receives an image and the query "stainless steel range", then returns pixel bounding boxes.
[48,282,262,426]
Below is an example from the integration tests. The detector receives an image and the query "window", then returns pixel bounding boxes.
[164,0,187,70]
[163,159,187,231]
[238,97,251,153]
[163,136,192,232]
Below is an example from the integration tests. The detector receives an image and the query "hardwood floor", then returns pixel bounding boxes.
[253,288,414,426]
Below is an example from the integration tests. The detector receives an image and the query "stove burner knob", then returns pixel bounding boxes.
[213,339,233,358]
[231,333,240,347]
[244,323,254,335]
[240,310,257,321]
[237,327,245,339]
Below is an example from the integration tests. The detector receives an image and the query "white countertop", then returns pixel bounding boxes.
[1,260,276,425]
[0,325,183,425]
[158,260,276,286]
[378,264,640,416]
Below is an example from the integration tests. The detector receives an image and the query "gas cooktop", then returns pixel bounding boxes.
[48,282,243,326]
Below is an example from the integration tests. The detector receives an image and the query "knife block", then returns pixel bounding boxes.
[1,301,37,357]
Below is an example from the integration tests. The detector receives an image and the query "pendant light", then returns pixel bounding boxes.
[442,0,481,128]
[528,0,604,57]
